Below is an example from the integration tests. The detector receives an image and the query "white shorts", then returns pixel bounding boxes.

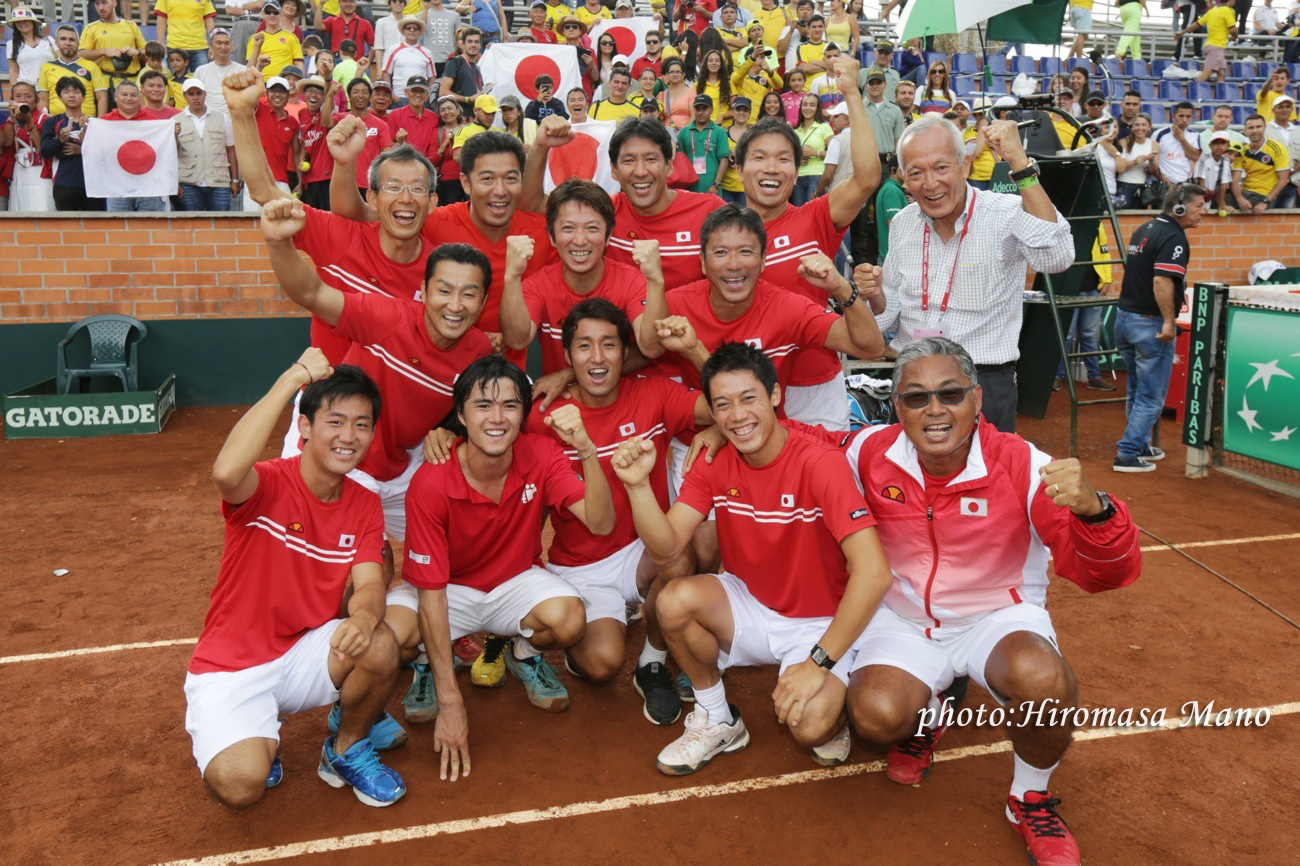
[281,390,422,540]
[784,372,851,431]
[547,539,647,624]
[849,602,1060,704]
[715,572,855,686]
[1069,6,1092,31]
[668,437,717,522]
[183,619,343,776]
[386,567,581,639]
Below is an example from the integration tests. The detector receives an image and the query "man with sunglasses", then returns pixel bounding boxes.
[631,30,667,79]
[839,337,1141,866]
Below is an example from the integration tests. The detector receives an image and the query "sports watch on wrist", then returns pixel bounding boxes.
[810,645,836,670]
[1076,491,1116,524]
[1008,158,1040,181]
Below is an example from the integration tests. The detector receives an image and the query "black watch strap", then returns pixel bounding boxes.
[1077,491,1116,524]
[1009,158,1039,181]
[810,644,837,670]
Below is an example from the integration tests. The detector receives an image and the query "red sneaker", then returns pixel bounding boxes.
[452,635,483,671]
[886,723,947,785]
[1006,790,1082,866]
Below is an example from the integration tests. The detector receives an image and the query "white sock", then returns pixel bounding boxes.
[692,680,733,726]
[638,643,668,668]
[1010,753,1058,800]
[512,638,542,661]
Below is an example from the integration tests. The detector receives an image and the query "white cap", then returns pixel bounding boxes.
[1209,130,1233,143]
[182,78,206,92]
[993,95,1018,109]
[826,101,850,116]
[1274,94,1295,106]
[266,76,290,90]
[612,53,630,67]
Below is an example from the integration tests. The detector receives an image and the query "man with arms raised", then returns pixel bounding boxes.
[734,54,880,430]
[867,115,1073,433]
[610,341,891,773]
[500,179,668,375]
[184,351,405,809]
[841,337,1142,866]
[386,357,615,780]
[529,298,714,725]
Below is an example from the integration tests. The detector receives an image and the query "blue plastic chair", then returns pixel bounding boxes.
[1187,81,1215,102]
[1039,57,1062,76]
[1242,81,1259,102]
[1214,81,1242,101]
[1134,80,1157,100]
[55,314,148,395]
[1146,104,1168,125]
[1010,55,1037,75]
[1232,105,1254,124]
[1150,58,1172,78]
[952,53,977,74]
[1158,80,1186,100]
[985,54,1008,75]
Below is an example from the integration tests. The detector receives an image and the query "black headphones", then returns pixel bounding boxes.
[1171,182,1189,217]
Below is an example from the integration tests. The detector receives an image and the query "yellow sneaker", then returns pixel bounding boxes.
[470,634,510,687]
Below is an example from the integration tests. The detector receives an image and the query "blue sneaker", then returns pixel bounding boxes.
[1113,455,1156,473]
[403,663,439,724]
[1140,444,1166,461]
[265,756,283,789]
[327,701,408,750]
[317,735,406,807]
[675,672,695,702]
[503,646,571,712]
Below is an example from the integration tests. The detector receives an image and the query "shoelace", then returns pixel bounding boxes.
[527,657,563,691]
[894,727,938,759]
[337,739,385,780]
[481,636,509,664]
[1018,795,1068,839]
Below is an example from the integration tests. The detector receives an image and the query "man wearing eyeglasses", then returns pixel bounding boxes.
[631,30,667,79]
[837,336,1141,866]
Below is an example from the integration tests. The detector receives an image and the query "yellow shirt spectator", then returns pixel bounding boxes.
[248,29,305,78]
[543,1,570,34]
[1198,5,1236,47]
[589,98,640,121]
[79,18,147,77]
[964,126,995,182]
[154,0,218,51]
[39,59,107,116]
[574,4,610,29]
[731,57,782,105]
[454,121,490,149]
[753,4,789,52]
[1070,0,1093,9]
[796,40,828,88]
[1233,139,1290,195]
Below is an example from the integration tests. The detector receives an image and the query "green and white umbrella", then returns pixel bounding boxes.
[898,0,1035,42]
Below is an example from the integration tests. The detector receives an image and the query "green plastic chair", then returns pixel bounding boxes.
[55,314,148,395]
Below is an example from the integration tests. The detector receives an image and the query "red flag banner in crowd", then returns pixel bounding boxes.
[479,42,584,107]
[587,17,659,64]
[82,118,179,198]
[544,120,619,195]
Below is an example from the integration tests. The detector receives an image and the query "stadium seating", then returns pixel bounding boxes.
[1010,55,1038,75]
[952,53,978,74]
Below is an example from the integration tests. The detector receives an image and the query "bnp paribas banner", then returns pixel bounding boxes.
[1222,307,1300,470]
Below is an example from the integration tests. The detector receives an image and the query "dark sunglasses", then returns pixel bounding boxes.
[897,385,976,410]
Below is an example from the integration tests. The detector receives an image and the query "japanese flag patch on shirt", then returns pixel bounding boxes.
[960,497,988,517]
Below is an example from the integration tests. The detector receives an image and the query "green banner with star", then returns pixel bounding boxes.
[1222,307,1300,469]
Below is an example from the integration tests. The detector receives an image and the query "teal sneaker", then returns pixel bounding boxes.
[403,663,439,724]
[675,672,695,702]
[317,735,406,807]
[265,756,283,789]
[327,701,408,751]
[504,647,571,712]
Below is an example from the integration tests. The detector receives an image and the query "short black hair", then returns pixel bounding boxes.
[734,116,801,167]
[1123,89,1141,100]
[424,242,493,294]
[701,341,778,403]
[453,355,532,420]
[609,115,674,164]
[460,129,526,176]
[561,297,633,353]
[1174,100,1195,114]
[547,178,615,240]
[534,73,554,89]
[56,75,87,97]
[347,76,372,96]
[300,364,382,425]
[139,68,167,87]
[699,203,767,253]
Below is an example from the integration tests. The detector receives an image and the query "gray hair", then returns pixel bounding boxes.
[895,114,964,172]
[892,337,979,393]
[368,142,438,191]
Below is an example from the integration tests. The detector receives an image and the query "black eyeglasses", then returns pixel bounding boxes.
[897,385,976,410]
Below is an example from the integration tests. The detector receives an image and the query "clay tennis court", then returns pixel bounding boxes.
[3,395,1296,865]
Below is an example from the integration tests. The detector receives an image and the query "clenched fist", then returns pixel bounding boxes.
[505,235,536,280]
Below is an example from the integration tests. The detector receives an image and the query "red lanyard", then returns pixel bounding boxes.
[921,188,976,315]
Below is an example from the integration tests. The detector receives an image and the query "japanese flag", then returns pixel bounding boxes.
[959,497,988,518]
[82,118,179,198]
[544,120,619,195]
[479,42,583,112]
[588,17,659,65]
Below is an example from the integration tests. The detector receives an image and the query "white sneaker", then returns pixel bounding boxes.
[656,705,749,776]
[809,724,851,767]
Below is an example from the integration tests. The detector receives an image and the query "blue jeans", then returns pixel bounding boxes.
[1114,309,1176,459]
[719,189,746,206]
[183,49,209,74]
[1057,290,1103,380]
[179,183,232,211]
[790,174,819,206]
[106,196,168,212]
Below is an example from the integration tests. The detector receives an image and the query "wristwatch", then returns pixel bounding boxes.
[810,645,837,670]
[1008,158,1040,182]
[1076,491,1116,524]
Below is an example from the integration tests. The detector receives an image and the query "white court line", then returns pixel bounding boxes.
[157,701,1300,866]
[5,533,1299,667]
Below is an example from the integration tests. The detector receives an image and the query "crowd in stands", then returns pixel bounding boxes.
[0,0,1297,214]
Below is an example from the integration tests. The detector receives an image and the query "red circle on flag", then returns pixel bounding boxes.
[606,25,637,57]
[516,55,563,100]
[117,140,156,175]
[548,132,601,186]
[967,502,978,512]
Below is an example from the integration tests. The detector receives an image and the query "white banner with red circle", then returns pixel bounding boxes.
[82,118,179,199]
[587,18,659,64]
[543,120,619,194]
[479,42,583,110]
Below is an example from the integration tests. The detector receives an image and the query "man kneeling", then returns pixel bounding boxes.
[184,352,405,808]
[611,342,891,775]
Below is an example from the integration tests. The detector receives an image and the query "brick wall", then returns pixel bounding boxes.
[0,210,1294,324]
[0,214,304,323]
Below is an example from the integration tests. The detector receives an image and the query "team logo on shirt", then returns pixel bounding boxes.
[522,483,537,503]
[619,422,636,436]
[881,485,905,503]
[850,508,869,520]
[744,338,763,350]
[727,487,741,498]
[780,493,795,508]
[626,231,640,240]
[288,521,305,532]
[773,235,791,249]
[675,231,692,242]
[339,534,356,547]
[960,497,988,517]
[408,356,423,367]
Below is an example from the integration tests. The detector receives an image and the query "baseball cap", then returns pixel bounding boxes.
[615,0,634,7]
[731,96,752,111]
[280,65,305,80]
[475,93,498,112]
[1209,130,1233,143]
[182,78,206,92]
[994,95,1018,109]
[826,102,850,117]
[612,53,630,67]
[530,0,545,6]
[499,94,521,109]
[372,80,393,91]
[261,0,280,11]
[1085,89,1106,105]
[865,70,886,83]
[1274,94,1295,106]
[953,99,970,111]
[876,40,894,53]
[693,93,713,108]
[406,75,430,90]
[266,76,290,91]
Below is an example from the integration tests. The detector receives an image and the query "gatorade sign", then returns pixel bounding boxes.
[5,375,176,439]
